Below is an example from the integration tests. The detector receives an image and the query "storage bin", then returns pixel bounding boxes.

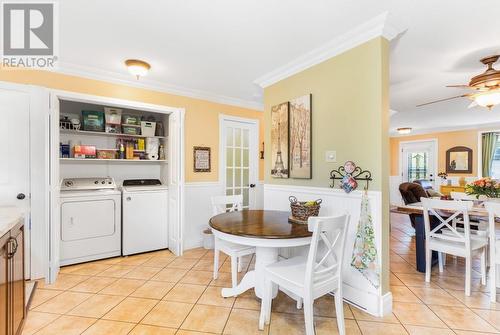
[97,149,117,159]
[82,111,104,132]
[122,125,141,135]
[203,229,214,249]
[122,114,140,126]
[104,108,122,125]
[141,121,156,137]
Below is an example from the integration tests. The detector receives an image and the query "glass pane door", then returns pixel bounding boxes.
[401,141,436,186]
[223,119,257,209]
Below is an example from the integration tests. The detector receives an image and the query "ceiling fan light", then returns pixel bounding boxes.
[397,127,412,134]
[125,59,151,79]
[474,91,500,109]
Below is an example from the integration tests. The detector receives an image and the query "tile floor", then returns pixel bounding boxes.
[23,213,500,334]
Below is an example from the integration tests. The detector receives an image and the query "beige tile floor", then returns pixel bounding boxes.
[23,213,500,334]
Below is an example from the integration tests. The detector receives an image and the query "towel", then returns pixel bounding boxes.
[351,193,380,288]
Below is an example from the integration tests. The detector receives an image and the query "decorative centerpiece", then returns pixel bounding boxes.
[465,177,500,199]
[438,172,448,185]
[289,196,322,224]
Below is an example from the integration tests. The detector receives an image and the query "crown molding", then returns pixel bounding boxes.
[50,62,264,111]
[253,11,407,88]
[390,121,500,137]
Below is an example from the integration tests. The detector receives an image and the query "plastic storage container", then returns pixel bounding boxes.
[141,121,156,137]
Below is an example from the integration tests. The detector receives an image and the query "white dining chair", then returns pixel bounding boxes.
[485,201,500,302]
[258,214,350,335]
[421,198,488,296]
[211,195,256,289]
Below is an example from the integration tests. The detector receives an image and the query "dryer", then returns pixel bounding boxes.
[60,177,121,265]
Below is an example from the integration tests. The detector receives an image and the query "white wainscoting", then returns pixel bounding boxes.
[264,184,391,317]
[184,180,265,249]
[390,175,403,205]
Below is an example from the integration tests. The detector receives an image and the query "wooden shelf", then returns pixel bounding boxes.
[60,158,167,163]
[60,128,166,139]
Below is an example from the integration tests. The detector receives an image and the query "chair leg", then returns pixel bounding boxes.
[438,252,444,273]
[231,255,238,289]
[465,253,472,296]
[296,297,303,309]
[334,290,345,335]
[481,248,487,286]
[303,297,314,335]
[259,277,273,330]
[237,256,243,273]
[442,253,447,266]
[213,243,220,280]
[491,263,497,303]
[425,248,432,283]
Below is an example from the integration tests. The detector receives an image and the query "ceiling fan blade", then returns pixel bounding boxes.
[416,94,469,107]
[468,101,478,109]
[446,84,471,88]
[446,84,489,91]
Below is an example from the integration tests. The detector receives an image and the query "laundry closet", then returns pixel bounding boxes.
[48,91,184,281]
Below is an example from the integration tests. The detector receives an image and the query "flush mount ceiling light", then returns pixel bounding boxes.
[397,127,412,135]
[125,59,151,79]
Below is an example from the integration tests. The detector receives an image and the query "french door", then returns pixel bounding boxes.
[400,140,437,187]
[220,116,259,209]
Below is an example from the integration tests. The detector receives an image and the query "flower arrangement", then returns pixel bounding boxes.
[465,177,500,198]
[438,172,448,180]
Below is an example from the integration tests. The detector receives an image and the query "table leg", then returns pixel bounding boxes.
[220,246,279,299]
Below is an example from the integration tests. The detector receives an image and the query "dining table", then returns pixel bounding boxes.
[209,209,312,298]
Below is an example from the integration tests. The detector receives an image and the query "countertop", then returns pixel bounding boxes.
[0,207,25,236]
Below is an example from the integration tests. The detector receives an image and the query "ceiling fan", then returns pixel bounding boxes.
[417,55,500,110]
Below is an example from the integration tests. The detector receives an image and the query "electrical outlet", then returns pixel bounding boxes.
[325,151,336,162]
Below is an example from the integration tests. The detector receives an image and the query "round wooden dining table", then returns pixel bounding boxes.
[209,210,312,298]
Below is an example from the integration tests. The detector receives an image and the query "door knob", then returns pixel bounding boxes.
[16,193,25,200]
[249,184,256,188]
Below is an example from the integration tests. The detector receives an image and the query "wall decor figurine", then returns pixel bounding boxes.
[289,94,312,179]
[193,146,211,172]
[270,102,289,178]
[446,146,472,174]
[330,161,373,192]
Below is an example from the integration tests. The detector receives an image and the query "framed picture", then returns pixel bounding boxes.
[270,102,289,178]
[289,94,312,179]
[193,146,211,172]
[446,146,472,174]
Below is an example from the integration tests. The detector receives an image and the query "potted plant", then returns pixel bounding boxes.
[438,172,448,185]
[465,177,500,200]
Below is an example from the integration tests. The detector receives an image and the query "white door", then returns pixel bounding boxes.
[220,117,259,209]
[168,110,185,256]
[400,140,438,187]
[0,88,31,276]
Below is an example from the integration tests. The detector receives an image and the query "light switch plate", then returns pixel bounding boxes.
[325,151,337,162]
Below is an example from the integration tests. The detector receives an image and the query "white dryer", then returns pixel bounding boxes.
[59,177,121,266]
[122,179,168,256]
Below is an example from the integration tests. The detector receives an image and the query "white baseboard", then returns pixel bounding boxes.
[380,292,393,316]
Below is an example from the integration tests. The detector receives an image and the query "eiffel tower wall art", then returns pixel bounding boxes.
[289,94,312,179]
[270,102,289,178]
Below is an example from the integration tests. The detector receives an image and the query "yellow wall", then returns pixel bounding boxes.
[389,128,496,177]
[0,69,264,182]
[263,37,391,293]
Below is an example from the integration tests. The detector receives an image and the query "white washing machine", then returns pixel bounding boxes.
[59,177,121,266]
[122,179,168,256]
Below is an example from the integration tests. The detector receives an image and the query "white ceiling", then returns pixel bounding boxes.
[56,0,500,132]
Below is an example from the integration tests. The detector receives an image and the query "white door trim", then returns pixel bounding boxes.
[219,114,259,208]
[398,138,438,186]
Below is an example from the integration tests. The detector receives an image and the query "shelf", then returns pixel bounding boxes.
[60,128,166,139]
[60,158,167,163]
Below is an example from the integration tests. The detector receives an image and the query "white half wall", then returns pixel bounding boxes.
[184,180,265,249]
[264,184,391,317]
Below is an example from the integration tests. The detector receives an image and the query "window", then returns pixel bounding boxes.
[491,137,500,179]
[407,152,428,181]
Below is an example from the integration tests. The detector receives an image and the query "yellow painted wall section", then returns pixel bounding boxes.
[264,37,391,293]
[389,127,500,177]
[0,69,264,182]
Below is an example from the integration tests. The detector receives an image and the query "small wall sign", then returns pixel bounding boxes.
[193,146,211,172]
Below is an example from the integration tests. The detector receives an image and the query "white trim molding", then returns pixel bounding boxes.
[253,11,406,88]
[51,62,264,111]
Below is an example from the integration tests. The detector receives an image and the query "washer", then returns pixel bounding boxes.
[122,179,168,256]
[60,177,121,266]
